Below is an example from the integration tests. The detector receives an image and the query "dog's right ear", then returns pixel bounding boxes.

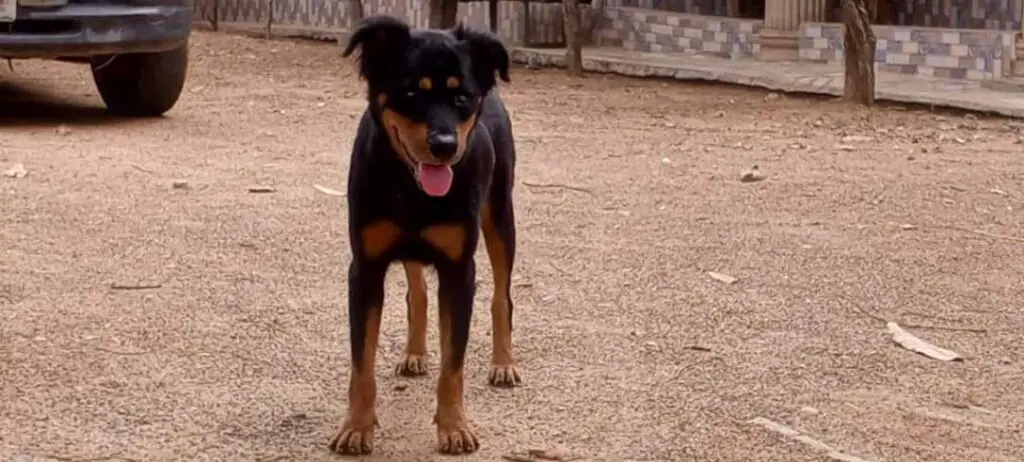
[342,15,411,86]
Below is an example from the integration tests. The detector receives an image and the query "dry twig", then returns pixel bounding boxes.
[837,294,987,334]
[109,283,162,290]
[94,346,151,356]
[522,181,594,195]
[38,454,140,462]
[946,226,1024,243]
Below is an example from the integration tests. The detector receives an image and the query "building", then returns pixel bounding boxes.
[211,0,1024,82]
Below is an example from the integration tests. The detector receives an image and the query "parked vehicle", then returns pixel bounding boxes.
[0,0,191,116]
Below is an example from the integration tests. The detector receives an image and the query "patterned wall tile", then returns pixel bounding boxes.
[597,6,761,57]
[798,22,1015,80]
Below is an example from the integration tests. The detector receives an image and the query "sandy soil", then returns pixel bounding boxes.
[2,31,1024,462]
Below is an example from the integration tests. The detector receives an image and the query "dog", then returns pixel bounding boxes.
[329,15,520,456]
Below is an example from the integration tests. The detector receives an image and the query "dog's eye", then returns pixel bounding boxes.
[454,95,470,106]
[406,91,417,98]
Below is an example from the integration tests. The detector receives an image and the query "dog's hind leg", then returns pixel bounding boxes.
[396,261,430,376]
[482,196,521,388]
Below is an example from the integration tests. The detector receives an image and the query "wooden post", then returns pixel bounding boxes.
[563,0,583,76]
[841,0,876,105]
[429,0,458,28]
[347,0,364,27]
[265,0,273,39]
[726,0,739,17]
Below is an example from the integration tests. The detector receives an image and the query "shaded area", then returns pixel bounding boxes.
[0,72,131,127]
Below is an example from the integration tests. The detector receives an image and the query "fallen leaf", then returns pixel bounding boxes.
[314,184,345,196]
[172,180,190,190]
[2,163,27,178]
[887,322,963,362]
[708,271,738,284]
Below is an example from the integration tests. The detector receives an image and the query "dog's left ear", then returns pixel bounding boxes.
[452,23,510,94]
[342,15,412,88]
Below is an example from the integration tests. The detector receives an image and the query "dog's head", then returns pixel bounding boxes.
[342,15,510,197]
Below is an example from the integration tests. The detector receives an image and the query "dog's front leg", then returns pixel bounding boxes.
[433,258,480,454]
[329,259,387,455]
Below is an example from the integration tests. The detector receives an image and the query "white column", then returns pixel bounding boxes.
[758,0,827,61]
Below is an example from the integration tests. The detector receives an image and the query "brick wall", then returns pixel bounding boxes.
[799,23,1016,80]
[597,7,762,58]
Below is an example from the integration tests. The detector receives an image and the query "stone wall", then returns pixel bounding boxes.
[798,23,1016,80]
[597,7,762,57]
[211,0,567,44]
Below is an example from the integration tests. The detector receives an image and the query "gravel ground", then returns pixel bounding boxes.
[2,31,1023,462]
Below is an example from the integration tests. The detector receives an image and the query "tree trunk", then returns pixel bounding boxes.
[841,0,876,105]
[563,0,583,77]
[346,0,364,27]
[429,0,459,29]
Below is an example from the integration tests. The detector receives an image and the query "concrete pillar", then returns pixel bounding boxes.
[758,0,827,61]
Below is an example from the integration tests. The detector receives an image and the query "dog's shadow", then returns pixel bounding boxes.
[0,78,136,128]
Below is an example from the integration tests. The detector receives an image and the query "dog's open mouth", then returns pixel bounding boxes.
[390,125,454,197]
[415,162,453,197]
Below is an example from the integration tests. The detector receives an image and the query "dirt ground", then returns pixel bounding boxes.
[2,31,1024,462]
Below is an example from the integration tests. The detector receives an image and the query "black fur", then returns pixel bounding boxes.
[331,14,518,455]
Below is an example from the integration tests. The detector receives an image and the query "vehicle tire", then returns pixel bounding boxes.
[91,42,189,117]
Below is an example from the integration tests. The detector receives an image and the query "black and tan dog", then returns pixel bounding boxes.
[329,15,520,456]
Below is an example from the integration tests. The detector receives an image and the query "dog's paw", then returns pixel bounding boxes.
[488,364,522,388]
[436,419,480,454]
[328,417,377,455]
[395,354,429,377]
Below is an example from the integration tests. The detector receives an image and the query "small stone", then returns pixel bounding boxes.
[55,124,71,136]
[765,92,780,101]
[2,163,27,178]
[900,224,918,230]
[740,166,765,183]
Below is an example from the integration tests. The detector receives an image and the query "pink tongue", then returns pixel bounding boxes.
[416,163,454,197]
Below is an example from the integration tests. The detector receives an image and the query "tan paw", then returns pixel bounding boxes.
[395,353,429,377]
[436,419,480,454]
[328,417,377,455]
[488,364,522,388]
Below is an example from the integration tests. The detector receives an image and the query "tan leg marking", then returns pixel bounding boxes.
[396,261,429,377]
[328,306,382,454]
[481,203,520,387]
[434,299,479,454]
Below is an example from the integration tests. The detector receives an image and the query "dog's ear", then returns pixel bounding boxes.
[342,15,412,87]
[452,23,510,94]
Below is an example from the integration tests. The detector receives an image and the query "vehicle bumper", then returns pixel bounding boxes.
[0,4,190,58]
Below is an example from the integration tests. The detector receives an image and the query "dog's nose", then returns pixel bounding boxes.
[428,133,458,159]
